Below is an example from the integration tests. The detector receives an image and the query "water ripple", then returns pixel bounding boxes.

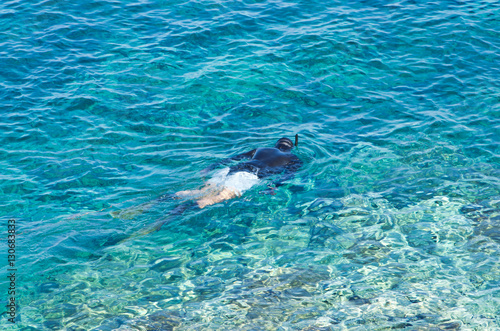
[0,0,499,329]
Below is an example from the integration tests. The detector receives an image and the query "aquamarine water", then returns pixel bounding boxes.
[1,0,499,329]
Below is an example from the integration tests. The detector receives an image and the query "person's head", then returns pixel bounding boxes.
[275,137,294,152]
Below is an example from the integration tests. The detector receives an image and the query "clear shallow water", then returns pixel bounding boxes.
[1,0,499,329]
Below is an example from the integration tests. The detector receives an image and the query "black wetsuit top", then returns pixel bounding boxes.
[227,147,302,181]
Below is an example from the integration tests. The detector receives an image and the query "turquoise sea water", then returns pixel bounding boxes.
[1,0,499,329]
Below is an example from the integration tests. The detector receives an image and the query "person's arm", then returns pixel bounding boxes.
[261,157,303,195]
[202,149,257,174]
[275,157,302,186]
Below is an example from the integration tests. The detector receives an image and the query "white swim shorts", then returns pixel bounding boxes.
[207,167,260,195]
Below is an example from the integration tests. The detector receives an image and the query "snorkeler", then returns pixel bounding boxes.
[110,136,301,240]
[175,136,302,208]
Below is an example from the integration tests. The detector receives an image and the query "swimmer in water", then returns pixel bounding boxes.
[110,136,301,240]
[176,136,302,208]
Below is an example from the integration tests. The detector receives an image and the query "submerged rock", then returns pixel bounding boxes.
[191,276,225,301]
[43,303,78,319]
[43,320,62,330]
[186,258,209,276]
[283,287,312,298]
[460,200,500,243]
[348,295,371,305]
[308,222,344,248]
[343,240,388,264]
[287,307,321,323]
[438,321,462,330]
[127,310,183,331]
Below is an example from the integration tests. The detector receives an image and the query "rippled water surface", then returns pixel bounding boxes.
[1,0,499,329]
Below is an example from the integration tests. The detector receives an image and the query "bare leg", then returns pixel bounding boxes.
[111,185,208,220]
[110,200,156,219]
[118,201,197,244]
[175,184,218,199]
[112,183,236,219]
[197,187,240,209]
